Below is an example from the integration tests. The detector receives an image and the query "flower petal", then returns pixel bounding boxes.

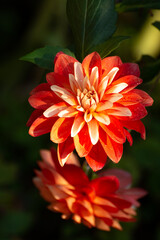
[51,85,77,106]
[43,102,68,118]
[85,142,107,171]
[74,124,92,157]
[54,52,78,80]
[74,62,84,88]
[131,89,153,106]
[106,83,128,94]
[58,107,78,118]
[29,115,56,137]
[50,117,74,143]
[57,137,75,166]
[82,52,102,79]
[88,119,99,145]
[101,56,122,76]
[93,112,110,125]
[116,63,140,79]
[71,114,85,137]
[96,101,113,112]
[120,120,146,140]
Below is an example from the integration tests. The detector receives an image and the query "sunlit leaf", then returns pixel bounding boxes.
[152,21,160,30]
[116,0,160,12]
[20,46,75,70]
[90,36,129,58]
[67,0,117,60]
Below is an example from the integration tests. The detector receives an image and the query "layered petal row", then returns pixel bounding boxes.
[34,149,147,231]
[28,52,153,171]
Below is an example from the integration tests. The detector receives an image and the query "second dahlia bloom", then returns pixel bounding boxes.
[34,148,147,231]
[27,52,153,171]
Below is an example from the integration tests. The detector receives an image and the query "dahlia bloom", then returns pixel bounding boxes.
[34,148,147,231]
[27,52,153,171]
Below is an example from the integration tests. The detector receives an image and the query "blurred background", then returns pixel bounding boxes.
[0,0,160,239]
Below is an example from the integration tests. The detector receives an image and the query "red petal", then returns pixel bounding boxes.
[120,120,146,140]
[124,129,133,146]
[131,89,153,106]
[99,116,126,144]
[101,56,122,76]
[50,117,74,143]
[82,52,102,78]
[117,103,147,121]
[100,133,123,163]
[115,63,140,80]
[28,91,59,110]
[46,72,70,89]
[54,53,78,80]
[30,83,50,95]
[29,115,57,137]
[27,109,43,127]
[118,91,143,106]
[110,75,143,94]
[99,169,132,189]
[91,175,120,195]
[85,141,107,171]
[74,124,92,157]
[57,137,75,166]
[60,164,89,186]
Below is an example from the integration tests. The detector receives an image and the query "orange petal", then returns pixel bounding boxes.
[58,137,75,166]
[88,119,99,145]
[43,102,68,117]
[74,124,92,157]
[101,56,122,76]
[85,142,107,171]
[71,114,85,137]
[50,117,73,143]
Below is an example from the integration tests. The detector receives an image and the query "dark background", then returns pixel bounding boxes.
[0,0,160,239]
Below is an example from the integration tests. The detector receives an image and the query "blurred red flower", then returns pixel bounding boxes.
[27,52,153,171]
[34,148,147,231]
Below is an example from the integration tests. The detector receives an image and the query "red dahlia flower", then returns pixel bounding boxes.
[34,148,147,231]
[27,52,153,171]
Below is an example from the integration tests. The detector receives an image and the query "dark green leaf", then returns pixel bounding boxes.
[152,21,160,30]
[20,46,75,70]
[138,55,160,82]
[67,0,117,61]
[90,36,129,58]
[116,0,160,12]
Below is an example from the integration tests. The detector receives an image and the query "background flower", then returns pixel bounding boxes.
[28,52,153,171]
[34,148,147,231]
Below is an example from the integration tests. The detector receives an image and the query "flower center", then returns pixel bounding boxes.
[77,87,99,111]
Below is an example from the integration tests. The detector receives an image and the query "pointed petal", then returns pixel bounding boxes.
[100,135,123,163]
[103,93,123,103]
[58,106,78,118]
[69,74,81,94]
[120,120,146,140]
[57,137,75,166]
[84,110,93,122]
[106,83,128,94]
[43,102,68,117]
[71,115,85,137]
[98,75,109,100]
[99,116,126,144]
[54,53,78,80]
[107,67,119,85]
[101,56,122,76]
[107,104,132,117]
[89,66,99,89]
[46,72,70,88]
[50,117,73,143]
[85,142,107,171]
[117,63,140,79]
[95,218,110,231]
[28,91,59,110]
[30,83,50,95]
[27,109,43,127]
[82,52,102,79]
[29,115,56,137]
[74,62,84,88]
[88,119,99,145]
[51,85,77,106]
[74,124,92,157]
[131,89,153,106]
[96,101,113,112]
[93,112,110,125]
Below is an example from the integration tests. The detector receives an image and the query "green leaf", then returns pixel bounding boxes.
[90,36,129,58]
[116,0,160,12]
[67,0,117,61]
[138,55,160,82]
[152,21,160,30]
[20,46,75,70]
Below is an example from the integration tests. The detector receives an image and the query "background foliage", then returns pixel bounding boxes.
[0,0,160,239]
